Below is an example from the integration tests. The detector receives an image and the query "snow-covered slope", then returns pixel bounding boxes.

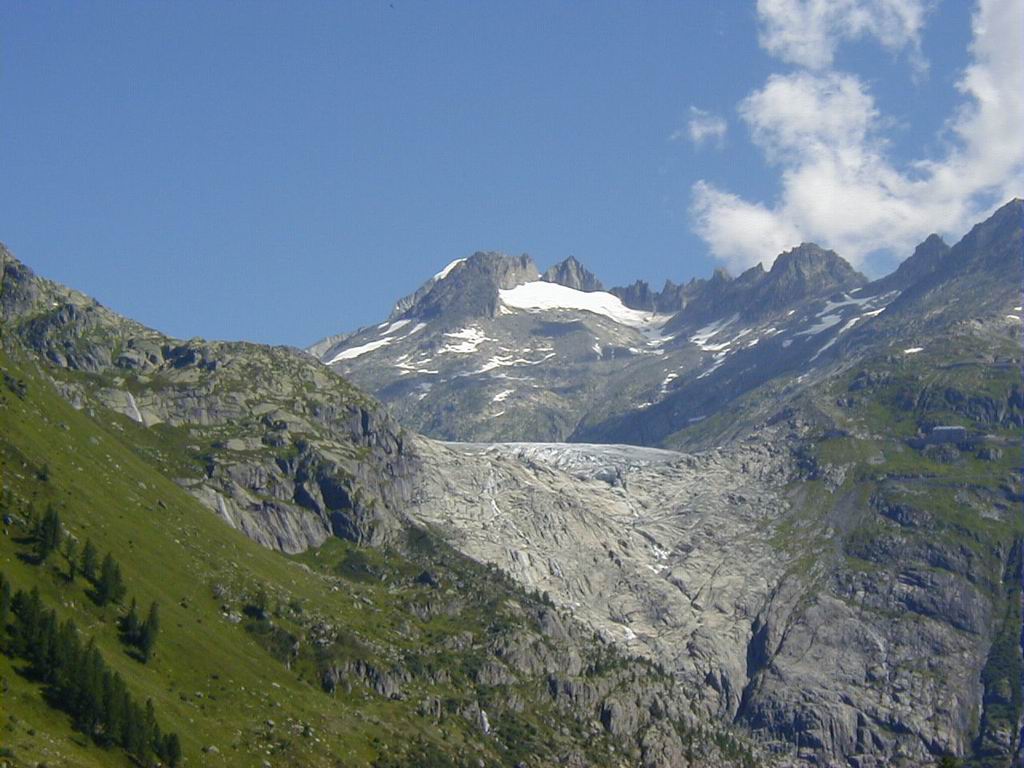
[498,281,668,330]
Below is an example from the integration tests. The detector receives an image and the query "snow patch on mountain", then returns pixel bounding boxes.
[328,338,393,363]
[433,258,466,282]
[440,327,489,354]
[690,315,739,350]
[499,281,666,330]
[380,318,411,335]
[473,352,556,375]
[796,314,843,336]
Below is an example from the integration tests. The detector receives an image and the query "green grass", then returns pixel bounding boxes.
[0,344,692,767]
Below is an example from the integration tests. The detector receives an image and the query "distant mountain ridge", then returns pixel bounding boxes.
[2,199,1021,767]
[310,201,1023,447]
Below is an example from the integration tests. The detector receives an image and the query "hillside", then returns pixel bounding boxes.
[0,255,760,767]
[0,200,1021,767]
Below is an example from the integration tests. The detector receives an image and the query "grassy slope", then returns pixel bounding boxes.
[0,345,642,768]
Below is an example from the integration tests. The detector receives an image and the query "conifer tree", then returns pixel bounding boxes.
[0,573,10,628]
[81,539,98,582]
[4,571,181,763]
[65,538,79,582]
[163,732,182,767]
[121,598,140,643]
[35,505,62,561]
[139,601,160,662]
[95,553,126,606]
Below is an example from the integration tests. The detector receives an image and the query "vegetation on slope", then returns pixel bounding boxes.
[0,341,757,767]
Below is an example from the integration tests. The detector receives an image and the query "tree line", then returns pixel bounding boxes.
[29,506,160,660]
[0,572,181,766]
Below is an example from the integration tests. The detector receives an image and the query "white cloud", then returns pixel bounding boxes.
[675,107,727,148]
[692,0,1024,272]
[757,0,931,71]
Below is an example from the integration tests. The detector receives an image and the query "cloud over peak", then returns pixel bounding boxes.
[692,0,1024,273]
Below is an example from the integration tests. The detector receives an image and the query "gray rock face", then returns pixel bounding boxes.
[309,240,879,447]
[0,255,419,553]
[543,256,604,292]
[4,203,1022,768]
[403,433,1021,766]
[394,251,539,323]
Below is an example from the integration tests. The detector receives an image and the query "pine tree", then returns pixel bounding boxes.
[163,732,182,767]
[65,538,79,582]
[122,598,140,644]
[0,573,10,628]
[4,570,174,764]
[81,539,98,582]
[35,505,62,561]
[95,553,126,606]
[145,699,161,754]
[139,601,160,662]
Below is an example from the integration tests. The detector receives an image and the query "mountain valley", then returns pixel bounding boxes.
[1,200,1022,767]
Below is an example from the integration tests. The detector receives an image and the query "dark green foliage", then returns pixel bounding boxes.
[1,572,9,619]
[162,732,182,767]
[139,601,159,662]
[121,598,141,643]
[64,537,78,582]
[79,538,98,582]
[94,552,126,606]
[34,505,61,561]
[120,599,161,662]
[1,577,180,763]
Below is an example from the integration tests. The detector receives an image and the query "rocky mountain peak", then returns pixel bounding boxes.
[391,251,539,324]
[758,243,867,304]
[957,197,1023,258]
[710,267,732,283]
[542,256,604,292]
[609,279,656,310]
[873,233,951,293]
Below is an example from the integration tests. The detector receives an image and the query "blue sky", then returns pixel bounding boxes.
[1,1,1020,346]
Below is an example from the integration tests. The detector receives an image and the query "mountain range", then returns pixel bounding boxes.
[0,199,1021,767]
[308,209,1013,450]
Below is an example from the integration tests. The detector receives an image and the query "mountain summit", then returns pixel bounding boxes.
[310,202,1020,449]
[542,256,604,292]
[389,251,538,324]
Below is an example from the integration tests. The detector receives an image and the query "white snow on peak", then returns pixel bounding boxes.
[472,352,556,374]
[440,326,488,354]
[328,338,393,363]
[433,258,466,282]
[810,316,861,361]
[499,281,667,329]
[796,314,843,336]
[689,314,739,350]
[380,319,411,335]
